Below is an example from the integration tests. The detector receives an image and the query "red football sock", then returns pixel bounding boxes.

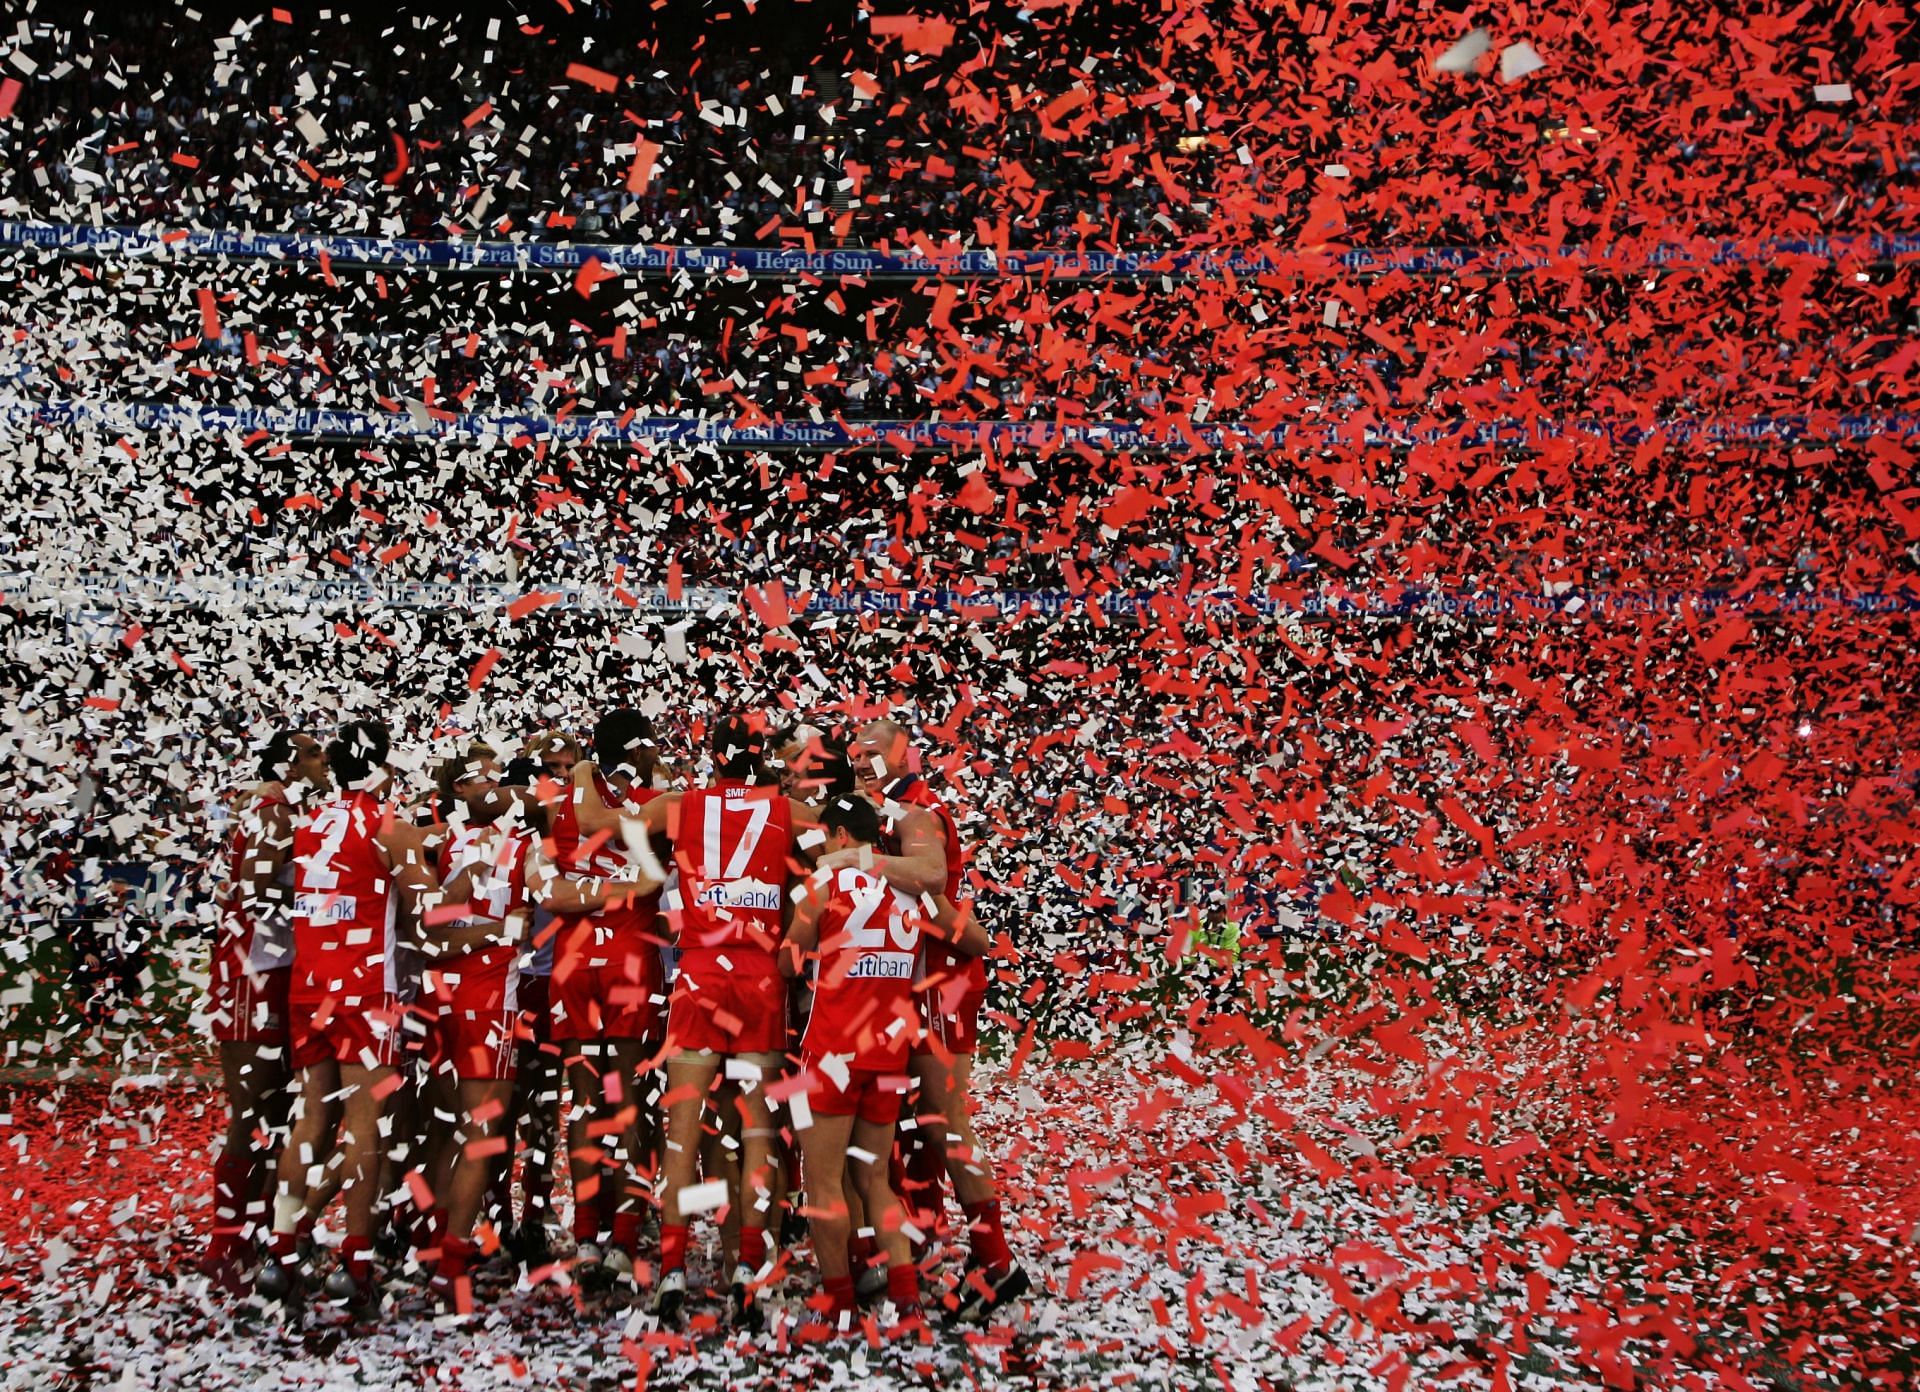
[440,1234,475,1280]
[660,1222,690,1273]
[849,1232,879,1269]
[962,1200,1013,1271]
[341,1234,374,1286]
[572,1201,600,1245]
[826,1274,857,1319]
[738,1224,767,1270]
[887,1260,919,1310]
[611,1209,642,1255]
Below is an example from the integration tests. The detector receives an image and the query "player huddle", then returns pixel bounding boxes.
[198,708,1026,1333]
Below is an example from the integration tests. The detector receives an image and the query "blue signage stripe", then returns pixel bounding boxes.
[3,219,1916,279]
[5,397,1916,451]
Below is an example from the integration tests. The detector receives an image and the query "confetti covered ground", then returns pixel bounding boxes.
[4,970,1919,1391]
[3,0,1920,1388]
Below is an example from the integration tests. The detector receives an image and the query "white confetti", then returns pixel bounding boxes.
[1500,40,1546,83]
[677,1178,729,1215]
[1434,28,1490,74]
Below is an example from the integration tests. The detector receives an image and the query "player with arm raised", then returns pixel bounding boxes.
[572,711,817,1327]
[257,719,447,1312]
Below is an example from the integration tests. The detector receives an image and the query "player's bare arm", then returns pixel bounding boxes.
[376,813,445,919]
[815,802,946,897]
[523,847,661,915]
[931,893,992,957]
[568,760,678,840]
[240,792,296,917]
[779,869,828,978]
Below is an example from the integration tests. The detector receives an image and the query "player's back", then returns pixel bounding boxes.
[439,822,530,921]
[804,865,922,1066]
[670,779,792,952]
[438,822,532,955]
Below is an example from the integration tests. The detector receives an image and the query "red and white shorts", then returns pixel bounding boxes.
[424,954,519,1082]
[289,990,407,1072]
[210,936,290,1045]
[550,921,663,1043]
[803,1056,911,1125]
[667,948,785,1056]
[916,976,987,1058]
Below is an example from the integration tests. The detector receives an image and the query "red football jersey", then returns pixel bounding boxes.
[802,866,923,1069]
[669,780,793,951]
[291,790,399,999]
[548,775,665,944]
[879,776,984,992]
[436,822,532,971]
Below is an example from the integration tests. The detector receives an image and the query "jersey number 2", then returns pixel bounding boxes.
[302,805,353,890]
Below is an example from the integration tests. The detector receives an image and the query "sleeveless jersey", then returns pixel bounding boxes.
[878,776,983,991]
[219,786,295,974]
[802,865,923,1069]
[668,780,793,952]
[291,790,399,999]
[436,822,532,972]
[548,775,665,944]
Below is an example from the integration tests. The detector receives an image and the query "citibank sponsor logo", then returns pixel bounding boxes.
[693,879,781,911]
[294,892,358,924]
[845,952,916,980]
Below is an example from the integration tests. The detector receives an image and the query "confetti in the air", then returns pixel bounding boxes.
[0,2,1913,1390]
